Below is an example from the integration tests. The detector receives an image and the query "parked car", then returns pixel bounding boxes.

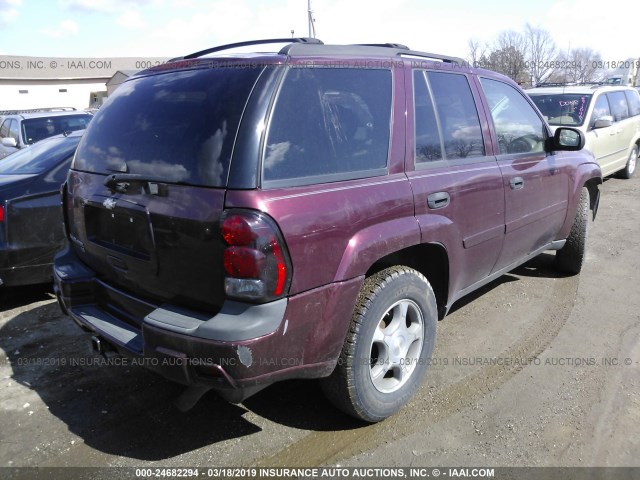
[53,39,601,422]
[0,108,92,160]
[0,130,83,291]
[527,84,640,178]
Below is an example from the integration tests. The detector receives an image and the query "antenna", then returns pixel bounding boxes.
[308,0,316,38]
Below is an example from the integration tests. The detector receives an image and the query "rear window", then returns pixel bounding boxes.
[262,68,392,187]
[73,67,264,187]
[0,134,80,174]
[529,93,591,126]
[22,114,92,144]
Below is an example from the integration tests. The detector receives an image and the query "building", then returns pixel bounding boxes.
[0,55,169,111]
[106,70,139,97]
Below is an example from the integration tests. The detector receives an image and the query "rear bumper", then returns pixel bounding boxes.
[53,246,362,402]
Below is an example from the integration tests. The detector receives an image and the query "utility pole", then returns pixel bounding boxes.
[308,0,316,38]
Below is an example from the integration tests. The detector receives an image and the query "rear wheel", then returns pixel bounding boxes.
[555,187,589,274]
[620,145,637,179]
[320,266,437,422]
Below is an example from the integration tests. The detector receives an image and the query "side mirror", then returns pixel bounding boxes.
[1,137,17,148]
[593,115,613,129]
[548,127,585,151]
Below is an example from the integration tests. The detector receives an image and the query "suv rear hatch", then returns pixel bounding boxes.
[66,64,266,314]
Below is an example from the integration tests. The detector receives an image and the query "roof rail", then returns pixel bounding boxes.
[534,81,605,88]
[399,51,466,64]
[175,37,324,60]
[163,39,466,66]
[355,43,410,50]
[0,107,77,115]
[279,42,466,64]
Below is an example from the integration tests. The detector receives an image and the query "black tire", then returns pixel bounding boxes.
[555,187,589,274]
[320,266,437,422]
[619,145,638,179]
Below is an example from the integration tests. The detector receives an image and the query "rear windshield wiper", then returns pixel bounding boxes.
[104,173,169,196]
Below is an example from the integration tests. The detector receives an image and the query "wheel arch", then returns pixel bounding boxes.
[365,243,449,319]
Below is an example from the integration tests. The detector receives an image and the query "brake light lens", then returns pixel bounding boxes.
[0,205,4,223]
[221,210,291,302]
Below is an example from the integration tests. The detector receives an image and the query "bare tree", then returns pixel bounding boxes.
[549,48,606,84]
[524,24,557,86]
[467,38,487,68]
[485,31,528,83]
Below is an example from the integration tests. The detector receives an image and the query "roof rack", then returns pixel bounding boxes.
[355,43,410,50]
[534,81,605,88]
[0,107,77,115]
[174,37,324,61]
[283,42,466,64]
[166,38,465,66]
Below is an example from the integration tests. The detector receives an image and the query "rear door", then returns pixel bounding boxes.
[406,68,505,295]
[479,77,571,271]
[587,92,620,175]
[605,90,634,173]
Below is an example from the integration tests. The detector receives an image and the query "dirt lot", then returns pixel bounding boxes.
[1,175,639,472]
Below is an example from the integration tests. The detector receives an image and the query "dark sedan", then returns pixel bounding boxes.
[0,130,83,291]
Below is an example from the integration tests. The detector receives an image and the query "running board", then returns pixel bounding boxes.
[446,239,566,313]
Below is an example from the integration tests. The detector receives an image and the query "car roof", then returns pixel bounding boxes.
[131,37,516,89]
[0,109,92,120]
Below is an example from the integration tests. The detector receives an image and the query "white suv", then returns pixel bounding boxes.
[0,108,92,160]
[527,85,640,178]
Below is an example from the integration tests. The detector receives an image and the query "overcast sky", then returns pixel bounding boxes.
[0,0,638,61]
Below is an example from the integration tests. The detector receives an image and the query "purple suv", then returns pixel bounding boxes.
[54,38,602,422]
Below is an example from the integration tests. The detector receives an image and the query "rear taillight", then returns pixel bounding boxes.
[221,210,291,302]
[0,205,4,223]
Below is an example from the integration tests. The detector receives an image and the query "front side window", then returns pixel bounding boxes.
[0,119,9,139]
[263,68,392,186]
[8,119,20,141]
[529,93,591,126]
[590,94,612,128]
[482,79,546,155]
[427,72,485,160]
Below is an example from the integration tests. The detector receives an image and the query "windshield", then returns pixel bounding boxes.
[22,114,92,145]
[529,93,592,126]
[73,66,265,187]
[0,134,81,174]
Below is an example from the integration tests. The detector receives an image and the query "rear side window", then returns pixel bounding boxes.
[481,78,546,155]
[427,72,485,160]
[413,71,443,163]
[263,68,392,187]
[625,89,640,117]
[608,91,629,121]
[73,67,263,187]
